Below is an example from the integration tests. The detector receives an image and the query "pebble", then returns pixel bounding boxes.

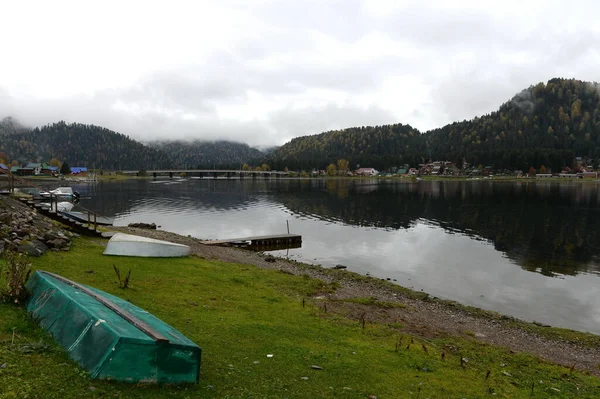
[0,363,6,369]
[300,376,309,380]
[311,365,324,370]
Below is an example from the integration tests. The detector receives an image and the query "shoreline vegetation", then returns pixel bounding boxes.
[12,173,598,184]
[2,220,600,397]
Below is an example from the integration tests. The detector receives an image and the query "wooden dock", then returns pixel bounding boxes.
[200,234,302,248]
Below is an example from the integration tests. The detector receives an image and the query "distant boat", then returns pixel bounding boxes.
[39,186,80,200]
[104,233,191,257]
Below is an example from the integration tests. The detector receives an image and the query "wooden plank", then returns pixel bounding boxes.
[200,234,302,246]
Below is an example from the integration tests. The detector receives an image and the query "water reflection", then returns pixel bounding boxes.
[73,179,600,333]
[271,179,600,277]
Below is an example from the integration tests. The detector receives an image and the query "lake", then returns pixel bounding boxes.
[72,178,600,334]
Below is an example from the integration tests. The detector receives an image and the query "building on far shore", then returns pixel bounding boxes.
[355,167,379,176]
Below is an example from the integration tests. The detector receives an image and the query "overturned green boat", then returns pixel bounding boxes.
[26,271,201,383]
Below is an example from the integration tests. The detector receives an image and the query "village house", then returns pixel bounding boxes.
[443,162,461,176]
[25,163,43,175]
[355,167,378,176]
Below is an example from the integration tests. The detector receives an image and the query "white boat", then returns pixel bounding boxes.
[103,233,191,257]
[39,186,80,199]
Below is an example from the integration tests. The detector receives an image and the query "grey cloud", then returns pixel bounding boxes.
[3,0,600,147]
[267,103,399,138]
[511,89,535,114]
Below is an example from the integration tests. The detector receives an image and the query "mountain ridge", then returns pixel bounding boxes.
[2,78,599,172]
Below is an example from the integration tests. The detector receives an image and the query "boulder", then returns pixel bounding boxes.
[47,238,68,249]
[18,241,44,257]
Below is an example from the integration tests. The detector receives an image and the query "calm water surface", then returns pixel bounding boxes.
[73,178,600,334]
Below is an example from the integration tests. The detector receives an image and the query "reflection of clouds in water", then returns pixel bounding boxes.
[85,179,600,334]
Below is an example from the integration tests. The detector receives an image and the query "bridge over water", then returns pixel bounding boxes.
[121,169,290,179]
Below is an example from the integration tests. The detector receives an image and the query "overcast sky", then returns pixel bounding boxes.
[1,0,599,147]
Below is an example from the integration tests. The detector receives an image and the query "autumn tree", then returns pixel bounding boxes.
[242,163,250,171]
[49,158,61,167]
[539,165,548,174]
[255,165,263,171]
[528,166,536,176]
[326,163,337,176]
[283,166,289,172]
[261,163,270,171]
[336,159,349,172]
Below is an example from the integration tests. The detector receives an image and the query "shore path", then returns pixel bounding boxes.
[108,226,600,376]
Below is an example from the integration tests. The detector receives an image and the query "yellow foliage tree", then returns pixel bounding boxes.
[336,159,349,172]
[49,158,61,167]
[326,163,337,176]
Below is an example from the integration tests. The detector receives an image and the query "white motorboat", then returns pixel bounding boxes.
[103,233,191,257]
[39,186,80,199]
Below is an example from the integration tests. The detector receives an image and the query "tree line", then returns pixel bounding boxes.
[264,78,600,172]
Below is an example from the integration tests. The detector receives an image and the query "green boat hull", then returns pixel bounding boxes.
[26,271,201,383]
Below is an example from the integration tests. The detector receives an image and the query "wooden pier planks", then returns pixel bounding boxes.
[200,234,302,247]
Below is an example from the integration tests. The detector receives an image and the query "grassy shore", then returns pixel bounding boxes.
[1,238,599,398]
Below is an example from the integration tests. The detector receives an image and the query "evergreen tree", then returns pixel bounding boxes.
[60,161,70,175]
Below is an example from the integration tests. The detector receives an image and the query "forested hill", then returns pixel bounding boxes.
[0,120,265,170]
[0,121,173,169]
[268,123,423,171]
[148,140,264,169]
[268,78,600,172]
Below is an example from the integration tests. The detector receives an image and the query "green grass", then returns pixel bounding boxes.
[0,238,599,398]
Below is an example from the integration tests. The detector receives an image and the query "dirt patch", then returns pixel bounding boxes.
[109,226,600,376]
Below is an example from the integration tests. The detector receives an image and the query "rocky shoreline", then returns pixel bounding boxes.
[0,196,73,257]
[106,225,600,376]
